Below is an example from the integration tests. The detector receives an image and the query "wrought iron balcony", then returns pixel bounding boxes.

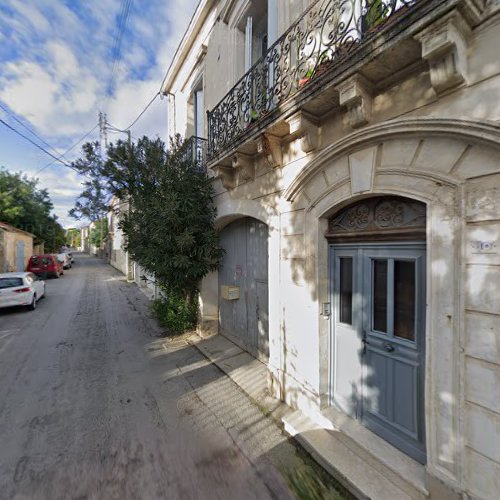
[179,136,208,172]
[207,0,422,163]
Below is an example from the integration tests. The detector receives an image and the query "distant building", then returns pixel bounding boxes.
[108,196,129,276]
[80,226,89,253]
[0,222,35,272]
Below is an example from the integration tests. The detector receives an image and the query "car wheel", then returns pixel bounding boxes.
[27,295,37,311]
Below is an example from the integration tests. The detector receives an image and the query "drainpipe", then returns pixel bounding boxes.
[164,91,176,139]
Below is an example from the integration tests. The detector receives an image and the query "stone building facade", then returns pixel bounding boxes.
[162,0,500,497]
[0,222,34,272]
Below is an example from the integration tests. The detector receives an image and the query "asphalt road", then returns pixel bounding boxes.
[0,254,298,500]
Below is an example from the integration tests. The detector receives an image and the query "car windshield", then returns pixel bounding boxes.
[0,278,24,289]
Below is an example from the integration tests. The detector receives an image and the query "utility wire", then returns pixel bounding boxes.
[33,123,100,176]
[102,0,133,108]
[0,102,66,160]
[0,118,73,168]
[123,91,159,130]
[104,90,159,135]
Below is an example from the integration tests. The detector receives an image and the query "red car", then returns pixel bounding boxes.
[27,254,64,278]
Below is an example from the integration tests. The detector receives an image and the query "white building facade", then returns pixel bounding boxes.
[163,0,500,497]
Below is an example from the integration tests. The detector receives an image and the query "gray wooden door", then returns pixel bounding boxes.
[16,241,25,271]
[219,218,269,359]
[331,243,426,463]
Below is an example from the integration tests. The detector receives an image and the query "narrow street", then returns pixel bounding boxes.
[0,254,306,500]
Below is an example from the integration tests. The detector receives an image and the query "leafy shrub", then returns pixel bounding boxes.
[151,290,198,335]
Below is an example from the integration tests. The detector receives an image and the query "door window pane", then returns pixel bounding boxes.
[394,260,416,341]
[339,257,353,325]
[373,260,388,332]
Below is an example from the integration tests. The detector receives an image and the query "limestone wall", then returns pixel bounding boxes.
[177,1,500,496]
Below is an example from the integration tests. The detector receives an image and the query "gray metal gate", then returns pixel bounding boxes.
[219,217,269,359]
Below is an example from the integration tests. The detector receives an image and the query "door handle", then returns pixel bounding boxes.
[384,343,395,352]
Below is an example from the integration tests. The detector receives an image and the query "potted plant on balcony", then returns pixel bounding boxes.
[299,68,315,88]
[362,0,411,37]
[315,52,334,78]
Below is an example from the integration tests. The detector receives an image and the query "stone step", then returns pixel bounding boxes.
[283,410,429,500]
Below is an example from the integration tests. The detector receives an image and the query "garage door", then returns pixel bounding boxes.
[219,217,269,359]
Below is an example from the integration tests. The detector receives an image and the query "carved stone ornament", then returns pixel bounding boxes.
[326,196,426,241]
[232,153,255,182]
[256,133,283,168]
[286,111,320,153]
[337,75,373,129]
[415,10,471,94]
[212,165,237,190]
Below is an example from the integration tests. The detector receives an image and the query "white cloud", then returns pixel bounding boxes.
[0,0,200,224]
[8,0,51,34]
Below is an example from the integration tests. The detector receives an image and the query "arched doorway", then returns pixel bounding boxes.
[219,217,269,360]
[327,196,427,464]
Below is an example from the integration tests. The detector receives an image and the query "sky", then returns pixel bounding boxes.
[0,0,199,228]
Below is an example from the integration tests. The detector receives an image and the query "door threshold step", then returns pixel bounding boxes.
[283,409,429,500]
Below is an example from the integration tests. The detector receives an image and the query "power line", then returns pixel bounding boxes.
[124,91,160,130]
[103,90,159,136]
[33,123,100,176]
[0,102,66,160]
[0,118,72,168]
[102,0,134,108]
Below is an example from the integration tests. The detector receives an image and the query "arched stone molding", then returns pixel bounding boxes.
[214,196,278,231]
[285,119,500,490]
[284,118,500,202]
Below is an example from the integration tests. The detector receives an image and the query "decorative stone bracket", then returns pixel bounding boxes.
[211,153,255,190]
[286,111,320,153]
[212,165,237,190]
[337,75,373,129]
[232,153,255,182]
[415,10,471,95]
[256,133,283,168]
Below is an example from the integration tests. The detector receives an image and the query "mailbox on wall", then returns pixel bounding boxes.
[221,285,240,300]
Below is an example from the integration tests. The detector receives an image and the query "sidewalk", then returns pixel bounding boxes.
[161,331,351,500]
[130,271,425,499]
[184,332,427,500]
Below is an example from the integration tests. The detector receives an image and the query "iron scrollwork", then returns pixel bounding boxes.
[179,136,208,173]
[207,0,416,163]
[328,197,426,235]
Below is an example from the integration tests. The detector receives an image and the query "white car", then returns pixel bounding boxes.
[56,253,72,269]
[0,272,46,311]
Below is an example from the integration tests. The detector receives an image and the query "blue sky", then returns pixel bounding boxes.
[0,0,198,227]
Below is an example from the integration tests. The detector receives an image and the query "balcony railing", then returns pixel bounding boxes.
[179,136,208,172]
[207,0,417,162]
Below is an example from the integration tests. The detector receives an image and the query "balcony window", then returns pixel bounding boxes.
[194,81,204,139]
[208,0,418,163]
[239,0,268,73]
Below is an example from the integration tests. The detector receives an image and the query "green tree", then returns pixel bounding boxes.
[0,167,66,251]
[88,219,108,248]
[71,136,223,333]
[68,143,111,251]
[66,228,81,248]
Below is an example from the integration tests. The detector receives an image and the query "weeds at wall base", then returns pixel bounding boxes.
[151,294,198,336]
